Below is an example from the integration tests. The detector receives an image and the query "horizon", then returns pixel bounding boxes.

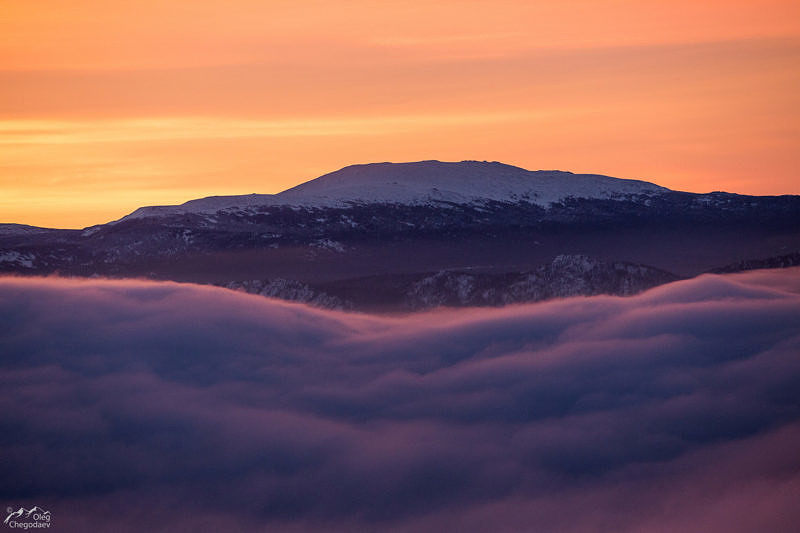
[2,1,799,228]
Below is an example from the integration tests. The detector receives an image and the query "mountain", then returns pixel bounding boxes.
[1,160,798,310]
[117,161,666,221]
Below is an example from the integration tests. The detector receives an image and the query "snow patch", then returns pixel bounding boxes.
[82,226,102,237]
[0,251,35,268]
[310,239,346,253]
[222,279,347,310]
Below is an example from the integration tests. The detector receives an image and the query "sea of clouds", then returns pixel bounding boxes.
[1,269,799,532]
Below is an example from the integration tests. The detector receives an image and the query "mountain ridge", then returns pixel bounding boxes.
[216,254,682,312]
[1,159,798,312]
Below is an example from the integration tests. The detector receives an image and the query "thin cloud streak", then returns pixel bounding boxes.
[0,112,556,145]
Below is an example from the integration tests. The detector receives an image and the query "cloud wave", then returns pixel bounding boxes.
[1,270,799,532]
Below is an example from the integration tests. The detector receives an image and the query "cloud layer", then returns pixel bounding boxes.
[1,270,800,532]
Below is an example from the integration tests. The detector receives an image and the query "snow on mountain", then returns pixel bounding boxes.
[223,278,349,310]
[118,193,278,221]
[279,160,666,206]
[0,250,35,268]
[116,160,668,222]
[212,255,682,312]
[404,255,680,310]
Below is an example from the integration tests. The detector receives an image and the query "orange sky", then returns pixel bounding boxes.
[2,0,799,228]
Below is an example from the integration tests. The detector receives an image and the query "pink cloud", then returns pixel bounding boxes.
[1,269,798,531]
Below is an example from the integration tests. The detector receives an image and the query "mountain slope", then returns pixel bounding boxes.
[220,255,679,312]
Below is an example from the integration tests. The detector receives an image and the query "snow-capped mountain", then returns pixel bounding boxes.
[118,160,667,221]
[1,160,798,311]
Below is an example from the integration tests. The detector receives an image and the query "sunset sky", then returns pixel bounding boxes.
[2,0,799,228]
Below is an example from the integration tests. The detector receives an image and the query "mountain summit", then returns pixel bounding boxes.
[278,160,667,206]
[120,160,668,222]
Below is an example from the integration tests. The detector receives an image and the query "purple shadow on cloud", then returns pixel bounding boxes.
[0,269,799,532]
